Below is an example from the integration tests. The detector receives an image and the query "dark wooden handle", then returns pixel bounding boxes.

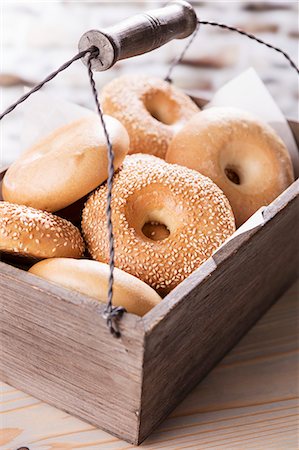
[79,1,197,71]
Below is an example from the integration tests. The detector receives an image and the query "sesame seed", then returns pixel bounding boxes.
[0,201,85,259]
[82,154,235,295]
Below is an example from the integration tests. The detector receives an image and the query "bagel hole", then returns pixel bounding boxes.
[225,167,241,185]
[125,186,179,242]
[142,221,170,241]
[144,92,177,125]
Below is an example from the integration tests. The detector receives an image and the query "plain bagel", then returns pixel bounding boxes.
[166,107,294,226]
[29,258,162,316]
[82,154,235,295]
[2,114,129,211]
[101,74,199,159]
[0,201,84,259]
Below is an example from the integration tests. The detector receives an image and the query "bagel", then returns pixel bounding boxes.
[166,107,294,226]
[0,201,84,259]
[2,114,129,211]
[82,154,235,295]
[101,74,199,159]
[29,258,162,316]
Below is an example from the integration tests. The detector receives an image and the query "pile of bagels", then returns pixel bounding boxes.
[0,74,294,316]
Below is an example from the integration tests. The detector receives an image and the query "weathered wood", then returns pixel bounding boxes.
[139,179,299,442]
[0,263,145,444]
[1,279,298,449]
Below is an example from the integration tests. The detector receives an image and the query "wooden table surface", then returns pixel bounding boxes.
[1,279,298,450]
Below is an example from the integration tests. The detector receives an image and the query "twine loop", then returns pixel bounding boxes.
[102,306,127,338]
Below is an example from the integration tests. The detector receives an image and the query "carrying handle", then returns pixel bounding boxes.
[78,0,197,71]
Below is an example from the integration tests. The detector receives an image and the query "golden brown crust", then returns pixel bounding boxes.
[166,107,294,226]
[29,258,162,316]
[0,202,84,260]
[2,114,129,212]
[101,74,199,159]
[82,154,235,295]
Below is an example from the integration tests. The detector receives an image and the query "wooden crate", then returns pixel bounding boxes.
[0,106,298,445]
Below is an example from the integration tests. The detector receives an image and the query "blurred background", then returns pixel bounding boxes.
[0,0,298,167]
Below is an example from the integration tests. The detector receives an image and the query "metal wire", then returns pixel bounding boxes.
[0,47,98,121]
[165,19,299,82]
[199,20,299,74]
[86,54,126,338]
[0,44,125,337]
[165,21,200,82]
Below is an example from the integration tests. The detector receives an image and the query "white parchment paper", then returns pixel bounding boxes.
[20,91,94,151]
[206,68,299,177]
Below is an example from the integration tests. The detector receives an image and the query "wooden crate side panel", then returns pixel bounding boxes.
[143,179,299,329]
[0,266,145,444]
[138,194,299,443]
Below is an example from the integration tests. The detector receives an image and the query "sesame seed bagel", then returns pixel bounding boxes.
[101,74,199,159]
[166,107,294,226]
[29,258,162,316]
[2,114,129,212]
[82,154,235,295]
[0,202,84,260]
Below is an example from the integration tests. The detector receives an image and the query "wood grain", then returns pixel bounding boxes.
[0,262,145,444]
[1,279,298,450]
[138,178,299,442]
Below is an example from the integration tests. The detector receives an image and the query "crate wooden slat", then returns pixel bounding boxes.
[0,262,145,443]
[139,180,299,441]
[0,111,298,445]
